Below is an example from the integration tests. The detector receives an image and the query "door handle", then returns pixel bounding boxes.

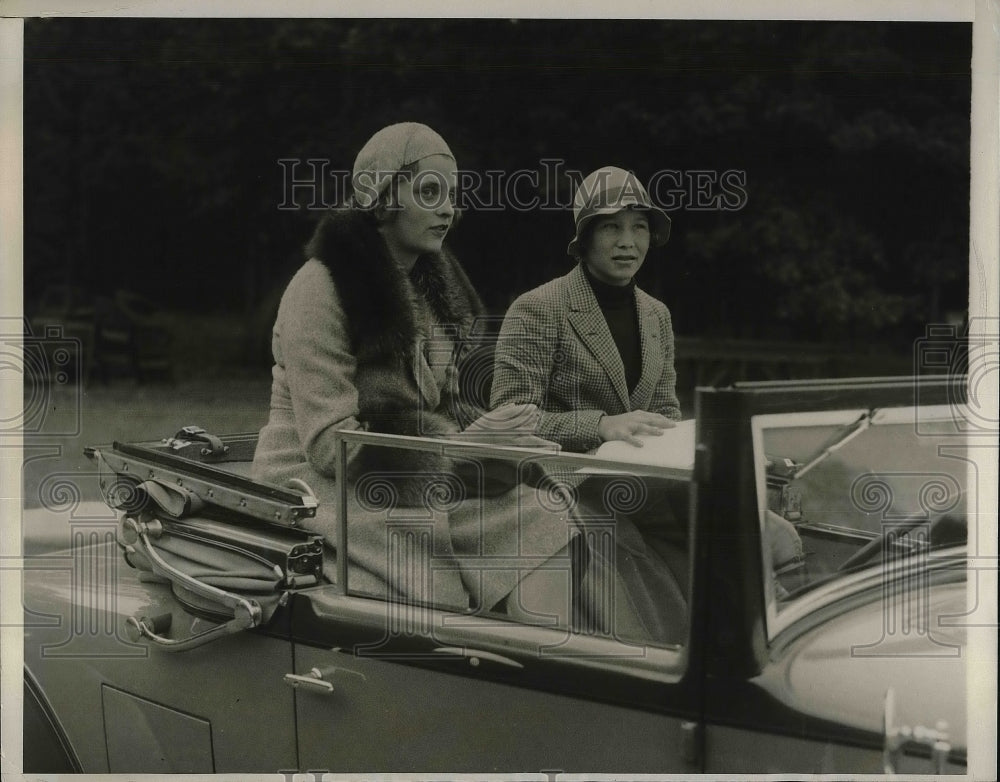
[283,665,367,695]
[283,668,334,695]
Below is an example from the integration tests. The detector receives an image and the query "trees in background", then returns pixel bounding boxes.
[24,18,971,355]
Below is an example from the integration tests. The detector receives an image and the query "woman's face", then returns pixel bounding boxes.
[581,209,651,286]
[379,154,457,266]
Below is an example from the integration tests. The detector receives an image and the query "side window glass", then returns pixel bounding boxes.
[552,471,689,648]
[751,406,968,636]
[339,435,691,650]
[344,442,473,612]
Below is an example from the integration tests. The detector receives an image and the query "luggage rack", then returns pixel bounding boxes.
[85,430,318,527]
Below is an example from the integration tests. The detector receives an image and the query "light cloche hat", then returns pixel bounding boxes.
[352,122,455,208]
[567,166,671,257]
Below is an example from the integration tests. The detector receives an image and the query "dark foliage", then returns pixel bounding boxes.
[24,18,970,356]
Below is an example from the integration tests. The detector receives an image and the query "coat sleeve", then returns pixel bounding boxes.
[490,291,605,452]
[648,302,683,421]
[274,262,363,478]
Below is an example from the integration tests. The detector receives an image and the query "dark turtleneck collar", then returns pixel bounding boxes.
[581,262,636,306]
[579,262,641,393]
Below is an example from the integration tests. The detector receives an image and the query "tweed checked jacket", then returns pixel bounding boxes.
[491,263,682,452]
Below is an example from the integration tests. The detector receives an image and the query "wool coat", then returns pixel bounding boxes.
[252,209,574,611]
[491,263,682,453]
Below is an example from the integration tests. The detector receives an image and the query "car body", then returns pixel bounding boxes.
[21,376,980,774]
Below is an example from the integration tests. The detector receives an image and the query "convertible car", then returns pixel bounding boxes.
[22,376,978,774]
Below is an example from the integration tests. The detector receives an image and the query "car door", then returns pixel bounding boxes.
[691,377,971,775]
[289,592,698,773]
[287,436,702,773]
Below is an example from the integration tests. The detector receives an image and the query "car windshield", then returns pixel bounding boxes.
[752,405,968,618]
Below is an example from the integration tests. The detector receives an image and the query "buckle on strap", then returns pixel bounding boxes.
[165,425,228,458]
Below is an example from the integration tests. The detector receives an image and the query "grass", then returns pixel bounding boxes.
[22,377,272,509]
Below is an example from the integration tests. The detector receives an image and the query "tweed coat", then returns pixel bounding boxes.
[491,263,682,453]
[252,209,575,611]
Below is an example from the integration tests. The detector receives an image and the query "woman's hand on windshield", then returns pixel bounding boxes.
[598,411,676,447]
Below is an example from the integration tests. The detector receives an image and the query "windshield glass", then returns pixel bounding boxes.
[752,405,968,624]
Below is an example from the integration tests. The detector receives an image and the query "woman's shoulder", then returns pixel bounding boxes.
[275,258,344,326]
[635,286,674,326]
[507,269,574,311]
[285,258,338,298]
[635,286,670,312]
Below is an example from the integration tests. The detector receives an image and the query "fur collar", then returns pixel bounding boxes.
[306,208,484,363]
[304,208,487,504]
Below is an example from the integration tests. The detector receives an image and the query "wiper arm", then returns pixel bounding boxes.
[791,409,874,481]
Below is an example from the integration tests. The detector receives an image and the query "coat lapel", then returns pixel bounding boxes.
[629,292,664,410]
[566,265,630,409]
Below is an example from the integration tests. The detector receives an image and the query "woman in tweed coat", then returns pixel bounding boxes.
[487,166,691,644]
[491,166,681,453]
[252,123,575,615]
[491,166,801,602]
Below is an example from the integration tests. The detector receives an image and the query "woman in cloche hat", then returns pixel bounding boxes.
[492,165,681,453]
[490,166,689,644]
[252,122,581,618]
[491,165,801,614]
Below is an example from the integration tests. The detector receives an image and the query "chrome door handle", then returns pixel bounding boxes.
[283,668,334,695]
